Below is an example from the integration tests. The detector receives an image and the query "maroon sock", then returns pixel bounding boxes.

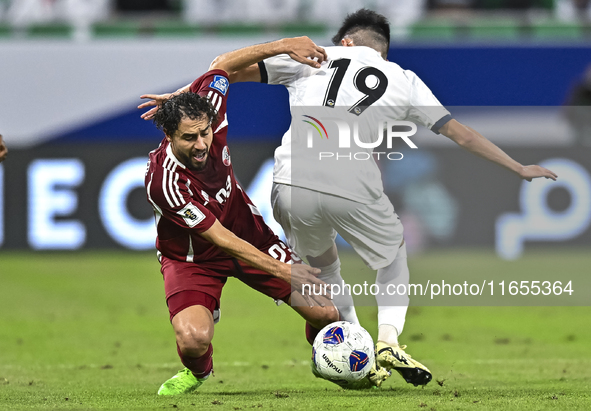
[176,343,213,379]
[305,323,322,345]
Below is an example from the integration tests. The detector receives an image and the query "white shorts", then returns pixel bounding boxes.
[271,183,404,270]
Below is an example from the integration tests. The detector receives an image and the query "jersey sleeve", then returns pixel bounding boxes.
[258,55,307,86]
[403,70,453,134]
[146,166,216,234]
[190,69,230,130]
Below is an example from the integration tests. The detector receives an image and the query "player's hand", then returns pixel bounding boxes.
[519,165,558,182]
[138,93,173,120]
[288,263,332,307]
[283,36,327,69]
[0,135,7,163]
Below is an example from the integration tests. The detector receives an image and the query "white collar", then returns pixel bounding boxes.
[165,143,187,169]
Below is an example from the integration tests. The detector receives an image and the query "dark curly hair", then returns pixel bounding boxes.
[331,9,390,58]
[153,92,218,137]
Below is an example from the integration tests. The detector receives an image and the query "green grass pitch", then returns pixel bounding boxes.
[0,250,590,410]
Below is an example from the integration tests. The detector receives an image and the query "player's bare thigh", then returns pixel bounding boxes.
[172,305,214,358]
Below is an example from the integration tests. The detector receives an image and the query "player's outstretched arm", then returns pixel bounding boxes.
[200,220,330,307]
[228,63,261,84]
[0,135,7,163]
[439,119,558,182]
[138,37,325,119]
[210,36,327,74]
[138,63,257,120]
[227,37,329,83]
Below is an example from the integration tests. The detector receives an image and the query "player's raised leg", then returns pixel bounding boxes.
[374,243,432,387]
[158,292,216,396]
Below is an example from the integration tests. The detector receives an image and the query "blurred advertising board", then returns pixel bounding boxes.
[1,141,589,258]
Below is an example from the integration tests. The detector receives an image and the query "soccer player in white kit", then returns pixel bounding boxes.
[234,9,557,387]
[140,9,557,388]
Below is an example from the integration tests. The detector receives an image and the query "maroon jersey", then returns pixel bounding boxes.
[145,69,277,263]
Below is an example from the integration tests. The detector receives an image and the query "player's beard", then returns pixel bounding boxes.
[187,148,209,171]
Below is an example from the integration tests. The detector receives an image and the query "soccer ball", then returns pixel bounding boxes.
[312,321,375,385]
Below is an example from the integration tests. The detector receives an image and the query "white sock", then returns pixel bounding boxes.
[317,258,359,324]
[377,324,400,346]
[375,243,409,343]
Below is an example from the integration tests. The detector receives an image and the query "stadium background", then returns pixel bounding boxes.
[1,1,591,409]
[2,1,591,257]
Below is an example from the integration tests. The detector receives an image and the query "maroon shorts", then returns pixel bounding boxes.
[161,239,299,321]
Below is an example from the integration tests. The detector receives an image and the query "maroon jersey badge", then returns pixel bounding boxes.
[222,146,231,166]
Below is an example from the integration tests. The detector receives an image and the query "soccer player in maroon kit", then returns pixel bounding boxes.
[142,37,338,396]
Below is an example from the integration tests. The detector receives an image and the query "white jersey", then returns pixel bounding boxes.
[260,46,452,203]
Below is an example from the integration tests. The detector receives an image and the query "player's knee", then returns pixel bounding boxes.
[310,304,339,329]
[325,304,340,324]
[176,325,212,358]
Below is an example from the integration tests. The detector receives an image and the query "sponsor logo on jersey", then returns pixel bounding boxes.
[177,203,206,228]
[209,75,229,95]
[222,146,231,166]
